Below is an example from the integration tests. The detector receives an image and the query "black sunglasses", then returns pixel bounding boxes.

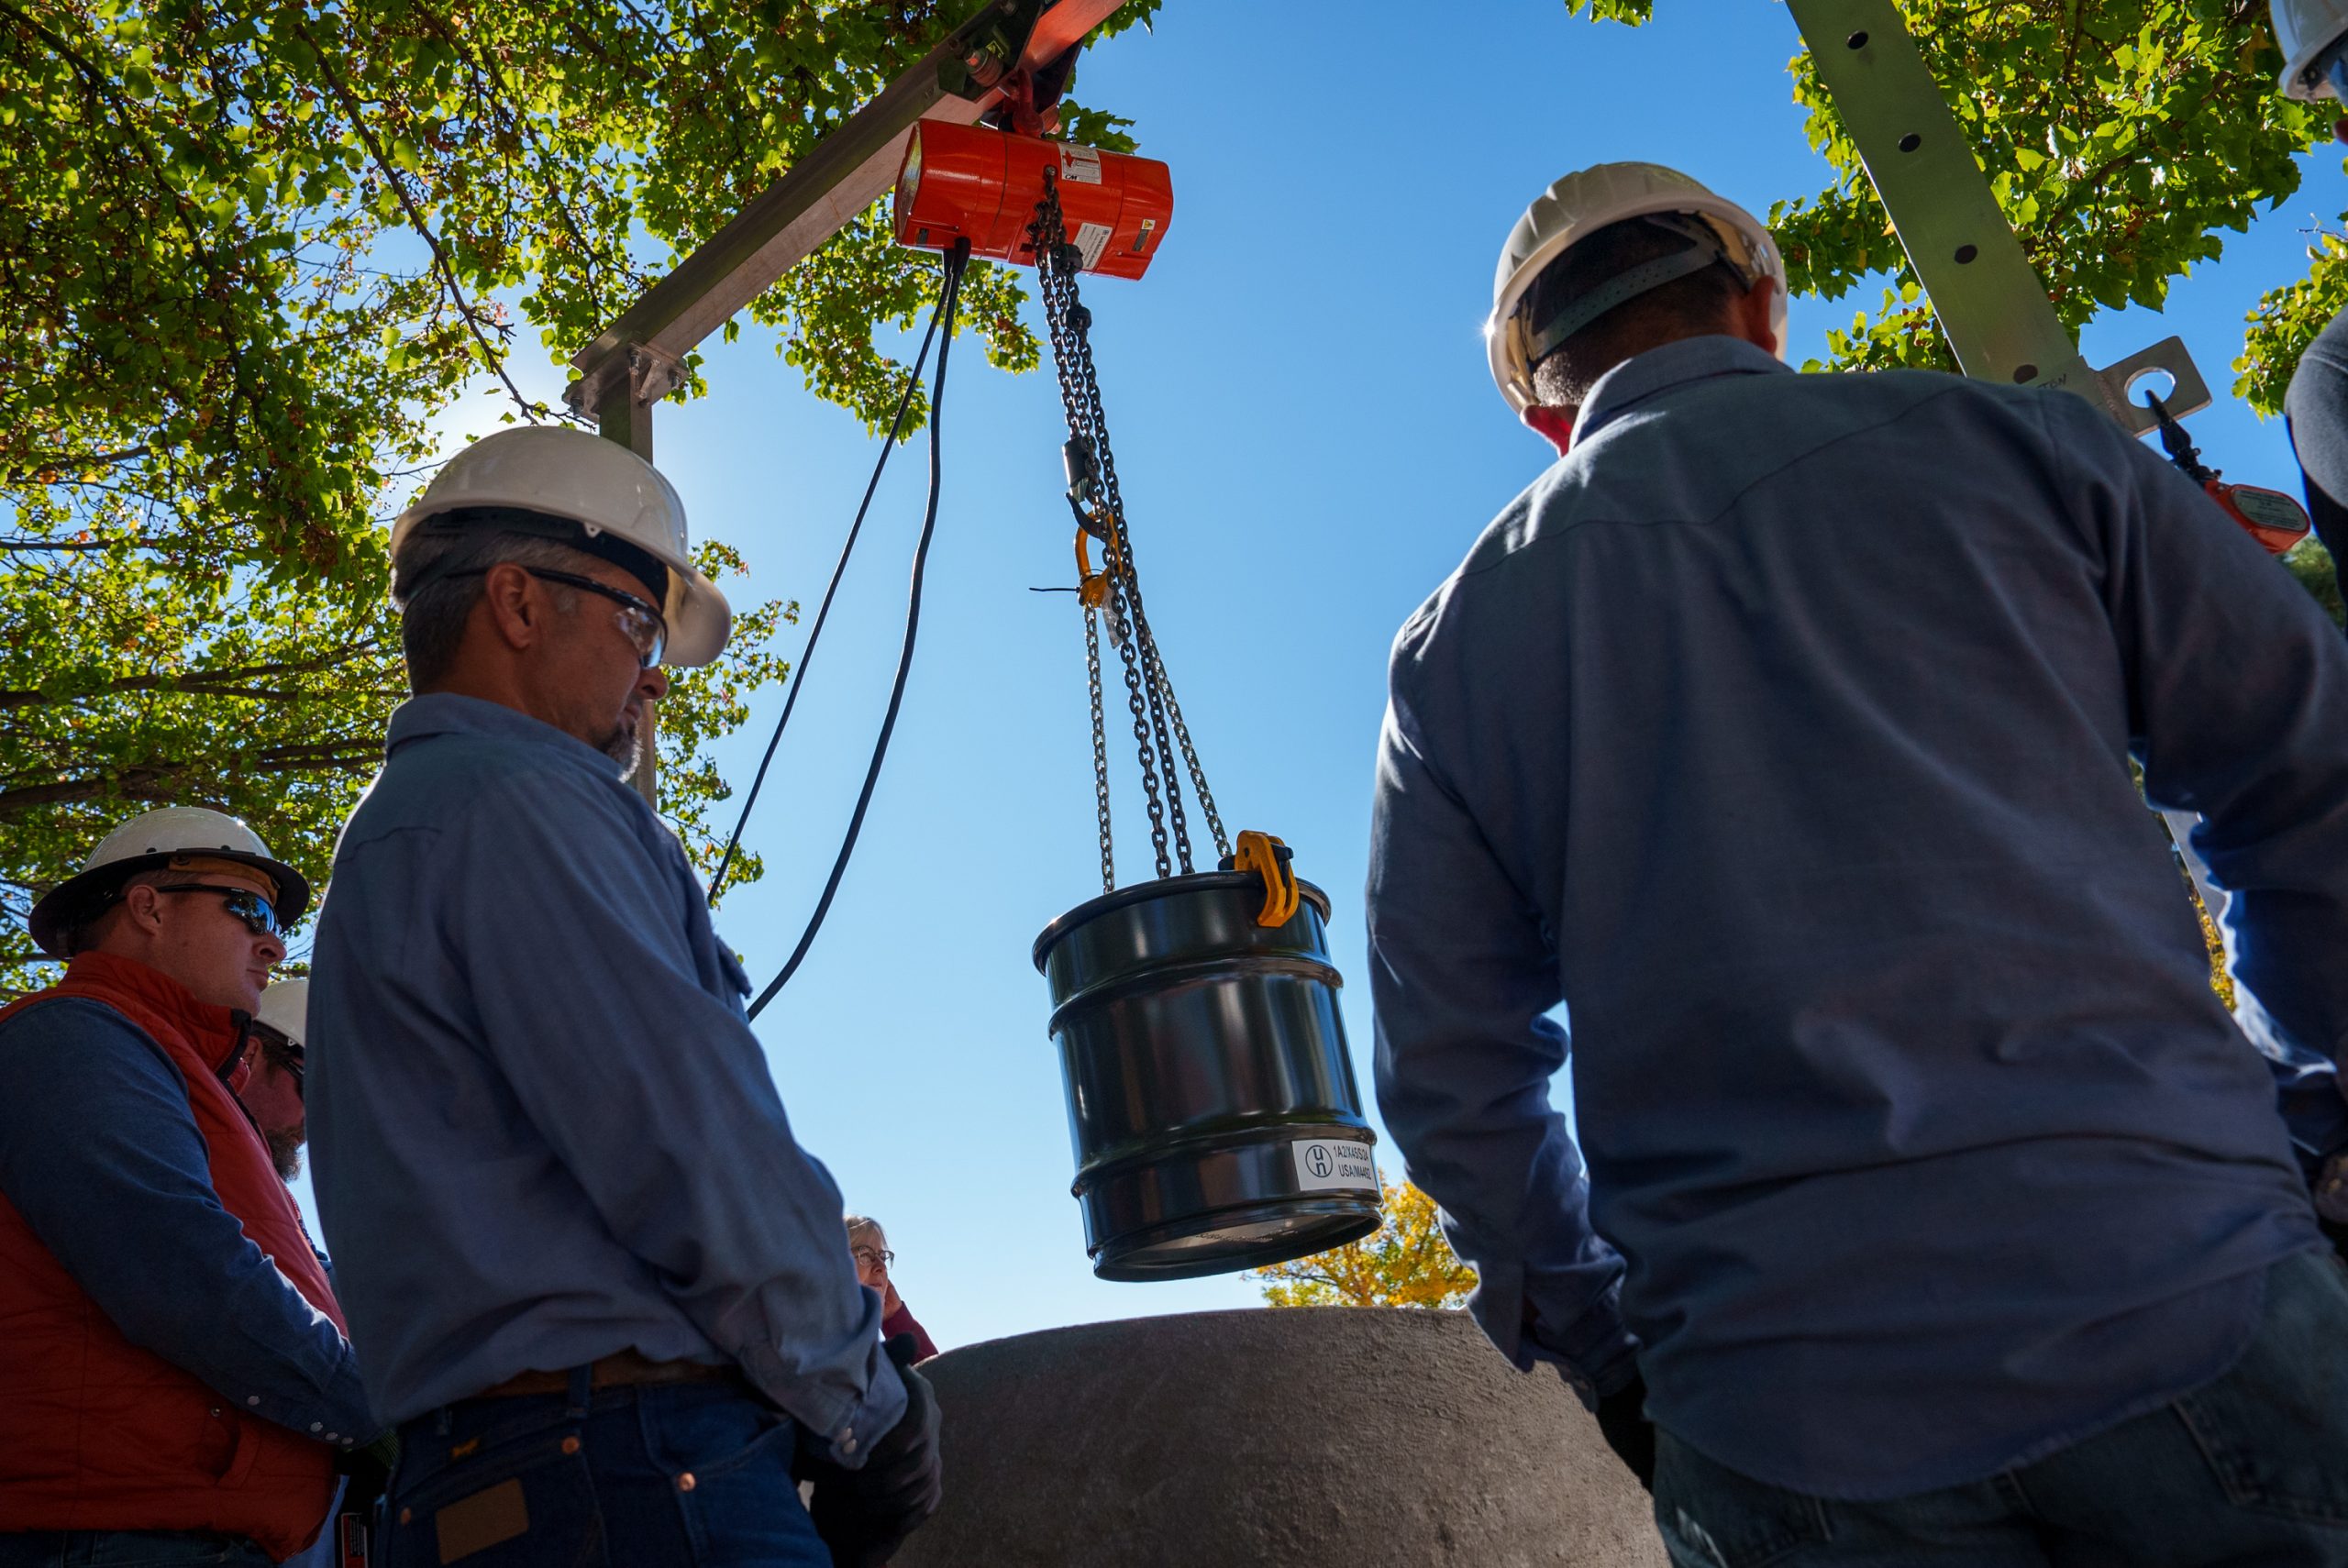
[249,1025,305,1095]
[157,883,286,938]
[446,565,668,668]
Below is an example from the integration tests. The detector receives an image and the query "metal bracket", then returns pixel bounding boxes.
[564,0,1129,441]
[627,343,690,408]
[2087,337,2212,438]
[1784,0,2210,433]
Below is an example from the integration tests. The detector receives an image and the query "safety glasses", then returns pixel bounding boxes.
[525,568,668,668]
[247,1027,305,1095]
[447,565,668,668]
[159,883,286,938]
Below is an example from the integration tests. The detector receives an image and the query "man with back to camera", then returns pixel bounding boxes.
[0,807,374,1568]
[307,425,939,1568]
[2276,0,2348,607]
[1369,161,2348,1563]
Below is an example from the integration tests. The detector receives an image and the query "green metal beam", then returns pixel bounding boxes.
[1784,0,2209,436]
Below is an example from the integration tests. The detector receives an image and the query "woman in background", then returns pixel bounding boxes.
[846,1214,938,1362]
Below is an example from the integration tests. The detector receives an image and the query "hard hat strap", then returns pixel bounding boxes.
[1520,214,1740,366]
[403,505,670,608]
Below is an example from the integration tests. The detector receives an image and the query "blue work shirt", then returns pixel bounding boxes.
[1368,336,2348,1499]
[309,694,903,1463]
[0,999,374,1446]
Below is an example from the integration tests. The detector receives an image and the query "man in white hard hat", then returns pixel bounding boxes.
[0,807,375,1566]
[240,977,310,1182]
[232,975,378,1568]
[307,425,937,1568]
[1369,161,2348,1562]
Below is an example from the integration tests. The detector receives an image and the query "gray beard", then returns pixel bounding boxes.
[265,1128,305,1183]
[602,718,641,778]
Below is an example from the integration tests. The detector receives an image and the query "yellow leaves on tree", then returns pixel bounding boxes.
[1251,1180,1479,1310]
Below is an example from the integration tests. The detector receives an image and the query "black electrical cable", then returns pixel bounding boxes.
[745,240,968,1021]
[707,271,953,903]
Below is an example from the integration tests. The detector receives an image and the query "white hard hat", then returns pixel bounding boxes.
[2274,0,2348,97]
[28,806,309,957]
[255,977,308,1048]
[1486,161,1789,414]
[391,426,733,667]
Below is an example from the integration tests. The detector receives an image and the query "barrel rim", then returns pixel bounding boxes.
[1032,870,1334,973]
[1090,1198,1383,1282]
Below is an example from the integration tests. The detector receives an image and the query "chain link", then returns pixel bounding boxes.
[1032,170,1229,884]
[1082,602,1113,894]
[1154,657,1229,863]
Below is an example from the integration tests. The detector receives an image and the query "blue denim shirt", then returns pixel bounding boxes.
[1368,337,2348,1499]
[309,694,903,1463]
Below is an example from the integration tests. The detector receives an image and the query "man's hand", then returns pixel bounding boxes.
[1593,1374,1656,1492]
[796,1334,942,1568]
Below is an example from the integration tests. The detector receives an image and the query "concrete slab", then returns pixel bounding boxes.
[894,1306,1667,1568]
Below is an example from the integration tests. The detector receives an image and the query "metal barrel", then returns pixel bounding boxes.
[1033,870,1382,1281]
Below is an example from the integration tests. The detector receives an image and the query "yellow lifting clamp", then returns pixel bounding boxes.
[1233,830,1301,929]
[1074,525,1122,610]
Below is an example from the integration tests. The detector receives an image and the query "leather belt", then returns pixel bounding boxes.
[476,1350,743,1399]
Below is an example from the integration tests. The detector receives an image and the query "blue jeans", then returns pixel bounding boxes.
[0,1534,270,1567]
[1654,1249,2348,1566]
[383,1373,827,1568]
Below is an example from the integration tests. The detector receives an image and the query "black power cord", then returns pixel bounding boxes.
[744,239,969,1021]
[708,259,956,903]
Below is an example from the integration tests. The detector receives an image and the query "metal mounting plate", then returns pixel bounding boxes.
[1783,0,2210,431]
[2088,337,2212,436]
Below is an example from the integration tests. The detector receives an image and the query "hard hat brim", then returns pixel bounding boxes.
[661,562,734,668]
[28,849,313,958]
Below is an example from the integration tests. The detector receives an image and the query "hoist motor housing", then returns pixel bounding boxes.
[2208,480,2313,556]
[892,121,1172,280]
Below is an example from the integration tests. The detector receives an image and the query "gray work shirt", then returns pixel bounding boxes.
[309,693,903,1463]
[1369,336,2348,1498]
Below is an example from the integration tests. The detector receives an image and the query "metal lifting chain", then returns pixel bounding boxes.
[1081,601,1113,894]
[1032,170,1230,890]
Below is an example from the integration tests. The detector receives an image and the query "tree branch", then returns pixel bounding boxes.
[294,19,544,422]
[0,745,384,819]
[0,641,384,710]
[0,1,257,447]
[0,536,175,553]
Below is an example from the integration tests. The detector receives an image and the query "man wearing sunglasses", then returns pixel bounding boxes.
[308,426,938,1568]
[241,978,310,1184]
[0,807,377,1568]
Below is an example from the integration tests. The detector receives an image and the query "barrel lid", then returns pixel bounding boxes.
[1033,870,1332,973]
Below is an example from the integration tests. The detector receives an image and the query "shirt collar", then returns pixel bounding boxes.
[61,950,249,1074]
[1571,335,1792,448]
[386,691,622,777]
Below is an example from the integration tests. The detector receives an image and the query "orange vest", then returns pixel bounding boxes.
[0,952,345,1559]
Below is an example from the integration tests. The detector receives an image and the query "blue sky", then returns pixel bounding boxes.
[296,0,2348,1351]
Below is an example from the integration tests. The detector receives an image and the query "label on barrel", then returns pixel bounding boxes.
[1291,1139,1379,1192]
